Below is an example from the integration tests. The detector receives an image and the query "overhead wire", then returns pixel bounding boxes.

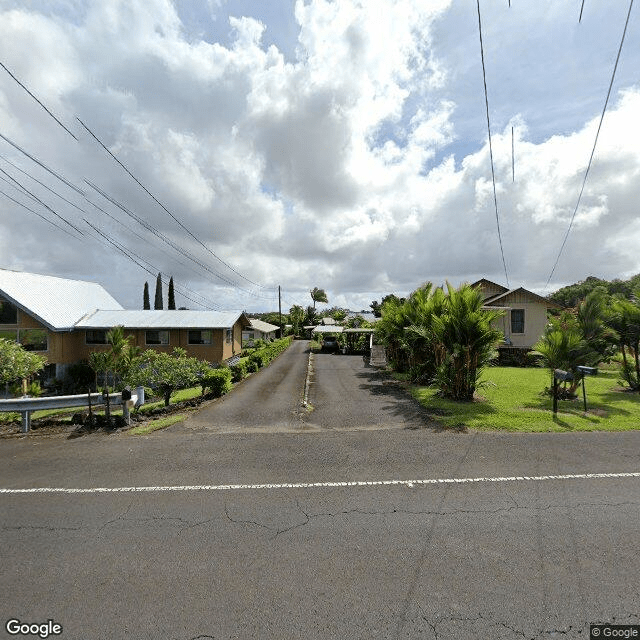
[0,61,78,141]
[0,185,78,239]
[0,131,276,302]
[0,166,84,236]
[476,0,510,288]
[545,0,634,288]
[83,219,224,310]
[76,117,269,291]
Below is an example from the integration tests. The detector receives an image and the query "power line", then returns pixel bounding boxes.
[0,61,78,141]
[476,0,510,288]
[579,0,586,23]
[0,166,84,236]
[83,219,224,310]
[0,129,274,302]
[84,179,276,300]
[76,117,268,290]
[0,185,78,239]
[0,131,85,197]
[545,0,634,289]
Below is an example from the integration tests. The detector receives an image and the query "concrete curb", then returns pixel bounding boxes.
[302,350,313,407]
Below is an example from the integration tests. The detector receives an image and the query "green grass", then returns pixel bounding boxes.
[135,385,203,414]
[127,414,186,435]
[410,366,640,432]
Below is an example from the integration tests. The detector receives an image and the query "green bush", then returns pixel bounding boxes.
[202,368,232,397]
[247,336,293,370]
[246,360,259,373]
[230,360,248,382]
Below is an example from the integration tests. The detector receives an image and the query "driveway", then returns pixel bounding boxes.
[307,352,433,430]
[176,343,433,433]
[178,339,310,433]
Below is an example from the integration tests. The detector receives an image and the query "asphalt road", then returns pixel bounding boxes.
[178,342,433,434]
[1,344,639,639]
[1,430,639,640]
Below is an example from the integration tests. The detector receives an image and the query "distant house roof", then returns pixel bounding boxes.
[321,317,336,325]
[483,287,557,307]
[471,279,510,299]
[246,318,279,333]
[312,326,343,334]
[0,268,123,331]
[76,309,247,329]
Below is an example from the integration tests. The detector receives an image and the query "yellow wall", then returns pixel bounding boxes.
[1,302,243,366]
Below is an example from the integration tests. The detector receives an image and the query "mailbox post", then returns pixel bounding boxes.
[576,366,598,412]
[553,369,574,415]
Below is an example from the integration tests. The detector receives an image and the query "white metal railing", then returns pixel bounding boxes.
[0,387,145,433]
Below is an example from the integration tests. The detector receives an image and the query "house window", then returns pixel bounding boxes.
[226,329,233,344]
[511,309,525,334]
[19,329,48,351]
[188,330,212,345]
[86,330,108,344]
[0,330,17,342]
[0,299,18,324]
[146,330,169,345]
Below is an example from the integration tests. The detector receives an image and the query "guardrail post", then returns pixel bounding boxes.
[21,410,31,434]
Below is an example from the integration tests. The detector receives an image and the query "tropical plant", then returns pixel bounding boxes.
[310,287,328,309]
[429,284,504,401]
[607,294,640,390]
[376,283,504,400]
[532,316,598,397]
[289,305,304,335]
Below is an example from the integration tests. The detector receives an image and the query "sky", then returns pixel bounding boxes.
[0,0,638,313]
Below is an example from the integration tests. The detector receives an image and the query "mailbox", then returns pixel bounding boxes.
[121,386,132,402]
[576,366,598,376]
[554,369,574,382]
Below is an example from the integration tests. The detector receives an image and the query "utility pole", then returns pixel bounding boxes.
[278,285,282,338]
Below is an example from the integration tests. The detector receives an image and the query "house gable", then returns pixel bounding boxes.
[471,279,509,300]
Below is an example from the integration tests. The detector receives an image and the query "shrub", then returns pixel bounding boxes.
[202,368,232,397]
[230,360,248,382]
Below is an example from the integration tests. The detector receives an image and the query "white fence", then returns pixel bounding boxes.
[0,387,145,433]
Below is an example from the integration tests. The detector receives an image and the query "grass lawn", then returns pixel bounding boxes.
[410,366,640,432]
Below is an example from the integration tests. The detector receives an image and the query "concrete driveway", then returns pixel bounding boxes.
[176,342,434,433]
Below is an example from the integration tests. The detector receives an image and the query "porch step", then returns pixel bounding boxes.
[369,345,387,367]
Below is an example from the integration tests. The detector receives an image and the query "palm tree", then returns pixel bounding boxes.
[310,287,328,310]
[430,284,504,401]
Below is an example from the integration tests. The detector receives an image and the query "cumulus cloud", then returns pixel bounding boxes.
[0,0,639,312]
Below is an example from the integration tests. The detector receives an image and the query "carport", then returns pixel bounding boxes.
[343,327,374,354]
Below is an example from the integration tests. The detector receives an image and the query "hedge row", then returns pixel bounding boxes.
[230,336,293,382]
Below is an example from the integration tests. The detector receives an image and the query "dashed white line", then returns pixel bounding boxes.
[1,472,639,495]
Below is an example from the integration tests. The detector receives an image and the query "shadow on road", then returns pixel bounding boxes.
[353,366,465,433]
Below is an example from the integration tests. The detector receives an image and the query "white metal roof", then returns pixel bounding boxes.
[0,268,123,330]
[247,318,279,333]
[312,325,344,334]
[75,309,244,329]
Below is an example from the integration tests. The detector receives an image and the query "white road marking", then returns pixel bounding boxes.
[1,472,639,495]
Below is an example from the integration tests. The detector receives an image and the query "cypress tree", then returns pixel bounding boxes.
[168,276,176,310]
[143,281,150,310]
[154,273,163,310]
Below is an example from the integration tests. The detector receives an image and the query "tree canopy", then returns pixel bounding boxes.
[0,338,46,386]
[310,287,328,309]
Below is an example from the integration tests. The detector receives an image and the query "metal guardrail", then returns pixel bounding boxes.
[0,387,144,433]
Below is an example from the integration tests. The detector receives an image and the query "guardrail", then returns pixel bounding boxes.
[0,386,145,433]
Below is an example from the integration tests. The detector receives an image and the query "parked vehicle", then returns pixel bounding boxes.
[321,336,339,353]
